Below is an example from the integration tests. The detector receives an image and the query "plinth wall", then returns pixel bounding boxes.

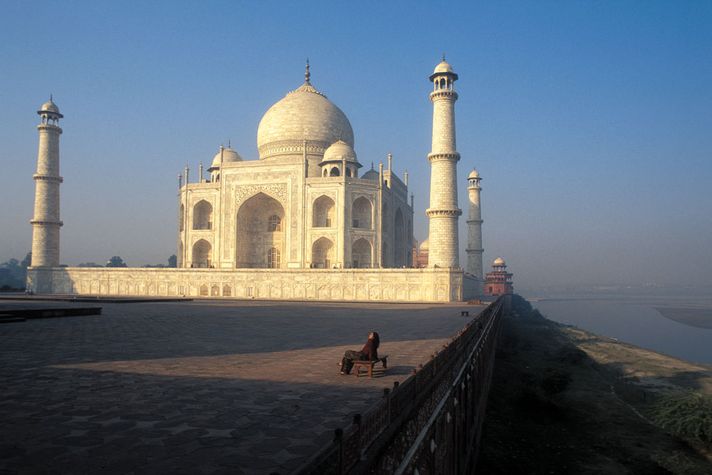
[27,267,467,303]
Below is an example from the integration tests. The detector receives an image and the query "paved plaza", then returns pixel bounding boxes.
[0,299,482,474]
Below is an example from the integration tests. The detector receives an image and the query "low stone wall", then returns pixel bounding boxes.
[27,267,466,303]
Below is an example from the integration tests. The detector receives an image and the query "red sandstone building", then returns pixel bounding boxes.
[484,257,513,296]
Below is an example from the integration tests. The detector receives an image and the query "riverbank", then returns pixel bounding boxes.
[478,295,712,474]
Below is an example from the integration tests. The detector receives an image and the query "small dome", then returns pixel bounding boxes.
[209,146,242,170]
[433,60,454,75]
[37,98,62,117]
[468,169,480,179]
[419,239,429,251]
[361,168,379,181]
[322,140,358,163]
[493,257,506,267]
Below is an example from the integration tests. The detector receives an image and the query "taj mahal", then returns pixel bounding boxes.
[27,58,486,302]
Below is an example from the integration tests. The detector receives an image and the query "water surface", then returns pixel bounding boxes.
[533,295,712,365]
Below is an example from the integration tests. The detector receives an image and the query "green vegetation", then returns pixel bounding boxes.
[2,254,177,277]
[141,255,178,268]
[106,256,127,267]
[0,252,31,291]
[651,391,712,444]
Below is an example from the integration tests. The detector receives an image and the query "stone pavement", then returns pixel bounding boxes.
[0,299,483,474]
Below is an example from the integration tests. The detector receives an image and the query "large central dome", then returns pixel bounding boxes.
[257,81,354,160]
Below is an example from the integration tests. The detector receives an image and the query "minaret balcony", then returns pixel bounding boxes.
[30,219,63,226]
[427,152,460,163]
[426,208,462,217]
[429,90,458,101]
[32,174,63,183]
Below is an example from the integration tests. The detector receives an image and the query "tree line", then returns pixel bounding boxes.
[0,253,177,291]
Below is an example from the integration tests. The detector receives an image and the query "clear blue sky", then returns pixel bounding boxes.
[1,1,711,291]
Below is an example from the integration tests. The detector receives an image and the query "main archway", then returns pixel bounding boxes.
[236,193,286,268]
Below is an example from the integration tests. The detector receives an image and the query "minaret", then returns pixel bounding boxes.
[426,57,462,268]
[30,97,64,267]
[466,169,484,279]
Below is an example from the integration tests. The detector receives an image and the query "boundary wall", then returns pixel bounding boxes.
[295,297,506,474]
[27,267,480,303]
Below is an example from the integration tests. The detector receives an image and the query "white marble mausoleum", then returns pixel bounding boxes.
[27,59,484,302]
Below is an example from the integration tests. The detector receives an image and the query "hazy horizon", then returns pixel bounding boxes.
[2,1,711,291]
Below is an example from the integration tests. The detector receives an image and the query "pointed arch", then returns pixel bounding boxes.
[193,200,213,230]
[312,237,335,268]
[192,239,212,268]
[236,193,285,268]
[352,197,372,229]
[352,238,372,268]
[313,195,335,228]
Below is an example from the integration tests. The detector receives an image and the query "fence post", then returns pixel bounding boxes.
[334,427,344,475]
[383,388,391,426]
[353,413,362,457]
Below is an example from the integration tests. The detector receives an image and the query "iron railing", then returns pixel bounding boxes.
[294,296,505,475]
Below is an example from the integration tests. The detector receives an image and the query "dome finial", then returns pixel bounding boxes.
[442,53,446,62]
[305,58,311,84]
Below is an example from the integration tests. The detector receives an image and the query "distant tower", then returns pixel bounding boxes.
[484,257,514,296]
[466,169,484,278]
[30,97,63,267]
[426,57,462,268]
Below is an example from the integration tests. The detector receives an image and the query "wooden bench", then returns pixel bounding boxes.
[353,355,388,378]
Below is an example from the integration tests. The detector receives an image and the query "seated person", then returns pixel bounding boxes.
[340,331,380,375]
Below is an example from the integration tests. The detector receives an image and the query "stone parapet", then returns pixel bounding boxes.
[27,267,466,302]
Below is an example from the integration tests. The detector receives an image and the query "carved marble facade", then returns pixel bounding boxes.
[28,267,475,302]
[27,60,484,302]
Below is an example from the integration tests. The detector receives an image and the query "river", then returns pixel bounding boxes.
[531,293,712,365]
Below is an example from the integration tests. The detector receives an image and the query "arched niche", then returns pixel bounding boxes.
[313,195,335,228]
[352,238,372,268]
[352,197,372,229]
[193,200,213,230]
[192,239,212,268]
[312,237,335,269]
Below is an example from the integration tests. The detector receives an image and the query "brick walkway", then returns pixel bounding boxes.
[0,299,482,474]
